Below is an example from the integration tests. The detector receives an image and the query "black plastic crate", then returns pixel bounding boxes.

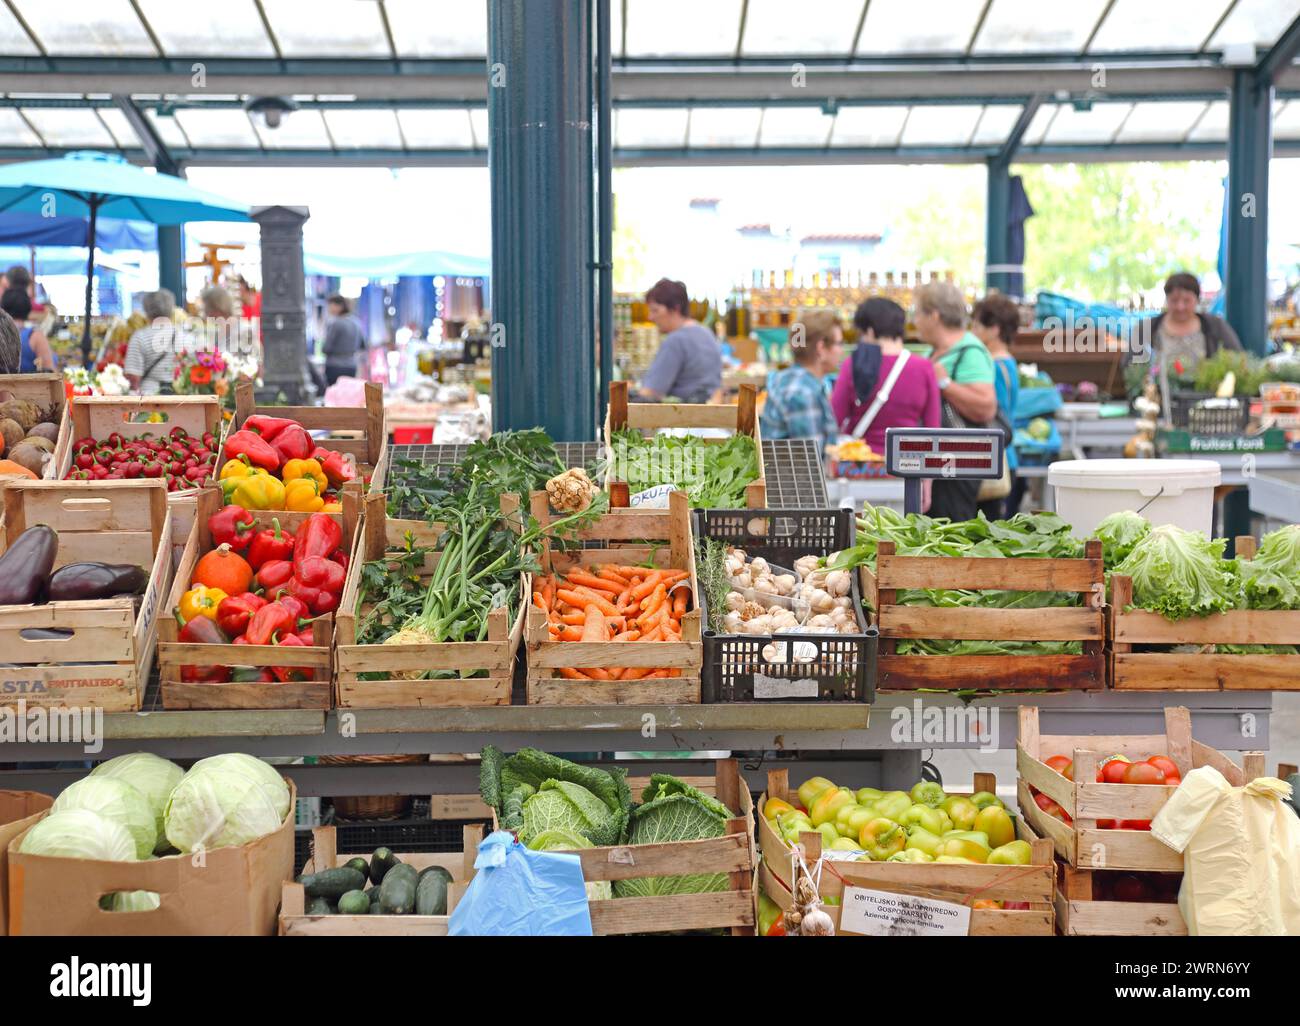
[1169,391,1250,434]
[294,813,486,873]
[694,508,877,703]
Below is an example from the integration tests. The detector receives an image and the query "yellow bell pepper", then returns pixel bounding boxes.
[284,476,325,513]
[228,473,286,511]
[179,584,227,623]
[219,454,271,483]
[281,457,328,492]
[321,501,343,513]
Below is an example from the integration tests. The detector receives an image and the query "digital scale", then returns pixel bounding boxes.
[884,427,1006,515]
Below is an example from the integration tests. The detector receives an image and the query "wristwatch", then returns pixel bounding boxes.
[937,375,951,391]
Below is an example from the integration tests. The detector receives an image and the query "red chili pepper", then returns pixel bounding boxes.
[243,414,300,441]
[270,423,314,464]
[293,513,343,572]
[271,631,315,682]
[169,425,189,441]
[245,601,297,646]
[297,554,345,595]
[209,504,257,552]
[245,517,295,570]
[223,429,281,473]
[216,592,267,638]
[314,448,357,489]
[255,558,294,593]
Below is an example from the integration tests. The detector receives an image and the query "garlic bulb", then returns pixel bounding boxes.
[775,574,797,595]
[794,555,820,580]
[741,600,767,621]
[732,570,752,590]
[750,557,769,577]
[825,570,851,597]
[807,614,836,631]
[746,614,773,635]
[722,610,743,634]
[800,907,836,936]
[752,578,778,595]
[725,591,746,612]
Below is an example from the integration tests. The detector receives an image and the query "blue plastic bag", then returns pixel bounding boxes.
[449,831,594,936]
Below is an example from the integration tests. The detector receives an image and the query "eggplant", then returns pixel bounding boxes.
[0,525,58,606]
[47,563,148,603]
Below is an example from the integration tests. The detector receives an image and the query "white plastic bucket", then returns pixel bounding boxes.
[1047,458,1221,538]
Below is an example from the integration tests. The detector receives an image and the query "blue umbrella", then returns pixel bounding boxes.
[0,150,248,364]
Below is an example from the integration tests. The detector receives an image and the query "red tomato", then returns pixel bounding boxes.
[1102,759,1133,784]
[1003,901,1031,910]
[1146,755,1180,779]
[1034,792,1068,820]
[1164,775,1181,787]
[1119,819,1152,830]
[1122,761,1167,786]
[1045,755,1072,776]
[1097,819,1117,829]
[1110,874,1153,902]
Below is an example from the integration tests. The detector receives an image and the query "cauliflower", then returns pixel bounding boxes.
[546,468,597,513]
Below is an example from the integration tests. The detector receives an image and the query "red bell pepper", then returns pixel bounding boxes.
[270,423,314,464]
[329,548,350,572]
[272,632,315,682]
[208,504,256,551]
[293,627,316,646]
[223,429,281,473]
[243,414,300,441]
[313,448,358,489]
[282,575,338,616]
[230,666,276,683]
[297,554,345,595]
[245,600,297,646]
[255,559,294,594]
[245,517,295,570]
[275,593,312,626]
[216,592,267,638]
[176,611,230,683]
[293,513,343,571]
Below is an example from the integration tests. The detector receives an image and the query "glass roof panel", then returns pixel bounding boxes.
[857,0,985,54]
[1274,101,1300,140]
[612,0,625,57]
[95,105,139,148]
[1186,100,1230,141]
[253,108,332,148]
[1021,104,1061,146]
[1208,0,1300,51]
[615,108,689,148]
[1088,0,1227,52]
[396,109,475,148]
[899,104,985,146]
[688,106,763,147]
[829,105,909,147]
[1114,101,1210,143]
[135,0,275,57]
[20,107,117,147]
[1042,102,1133,144]
[19,0,156,55]
[145,110,190,149]
[261,0,391,57]
[741,0,864,55]
[0,3,38,55]
[385,0,487,57]
[971,0,1109,53]
[758,107,835,146]
[323,109,404,148]
[469,107,488,148]
[624,0,743,56]
[0,108,41,147]
[968,104,1024,145]
[172,108,261,148]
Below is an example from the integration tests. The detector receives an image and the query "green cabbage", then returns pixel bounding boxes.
[20,809,138,862]
[1096,510,1151,567]
[526,829,613,901]
[1239,525,1300,610]
[103,891,162,912]
[613,775,735,899]
[480,747,630,846]
[52,776,157,859]
[91,753,183,854]
[164,753,290,852]
[1113,524,1240,620]
[521,780,619,847]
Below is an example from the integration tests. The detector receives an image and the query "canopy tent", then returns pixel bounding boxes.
[0,211,156,250]
[0,245,139,277]
[303,249,491,279]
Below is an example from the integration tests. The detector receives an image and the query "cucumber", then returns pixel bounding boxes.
[299,866,367,900]
[337,890,370,915]
[345,856,370,877]
[415,866,454,916]
[369,847,400,884]
[379,862,418,914]
[368,901,386,914]
[306,896,334,916]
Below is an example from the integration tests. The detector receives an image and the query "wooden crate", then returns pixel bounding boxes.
[1,372,67,480]
[1110,535,1300,691]
[333,492,522,708]
[1017,705,1265,871]
[494,760,756,935]
[0,480,172,712]
[278,823,481,936]
[861,540,1106,691]
[604,380,766,509]
[757,770,1055,936]
[156,487,350,710]
[1054,862,1185,936]
[523,488,703,705]
[231,378,387,495]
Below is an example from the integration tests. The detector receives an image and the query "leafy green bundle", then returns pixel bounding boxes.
[1095,510,1151,567]
[1239,525,1300,611]
[480,746,632,848]
[1113,524,1239,620]
[611,429,759,509]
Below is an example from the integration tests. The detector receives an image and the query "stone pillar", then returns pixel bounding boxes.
[251,204,312,403]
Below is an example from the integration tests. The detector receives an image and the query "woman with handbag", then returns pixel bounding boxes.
[913,282,1002,521]
[971,293,1022,518]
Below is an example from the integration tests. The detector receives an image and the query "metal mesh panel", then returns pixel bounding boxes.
[762,438,830,508]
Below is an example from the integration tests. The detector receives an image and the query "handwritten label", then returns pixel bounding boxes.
[839,886,971,937]
[629,484,677,509]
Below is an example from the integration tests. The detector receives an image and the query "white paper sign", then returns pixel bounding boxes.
[839,886,971,936]
[753,673,819,699]
[629,484,677,508]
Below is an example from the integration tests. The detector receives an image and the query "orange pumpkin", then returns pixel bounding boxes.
[0,458,37,479]
[192,543,253,595]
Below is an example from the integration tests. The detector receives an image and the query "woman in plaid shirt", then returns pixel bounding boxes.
[760,310,843,455]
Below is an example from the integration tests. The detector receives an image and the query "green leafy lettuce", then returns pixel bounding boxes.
[1239,525,1300,611]
[480,746,631,847]
[611,429,759,509]
[1096,510,1151,567]
[613,775,735,899]
[1113,524,1240,620]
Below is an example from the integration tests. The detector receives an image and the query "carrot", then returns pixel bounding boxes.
[580,604,606,643]
[558,668,591,680]
[619,667,653,680]
[532,591,549,613]
[629,573,665,602]
[671,588,688,616]
[637,605,669,632]
[640,582,668,615]
[566,572,622,595]
[613,629,641,642]
[556,625,584,642]
[615,585,633,608]
[640,623,665,643]
[598,567,630,586]
[582,667,613,680]
[660,570,690,585]
[556,588,620,618]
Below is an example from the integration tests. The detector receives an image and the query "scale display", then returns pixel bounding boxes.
[885,427,1006,480]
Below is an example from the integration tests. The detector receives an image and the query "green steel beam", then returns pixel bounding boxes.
[1225,68,1271,355]
[986,97,1042,295]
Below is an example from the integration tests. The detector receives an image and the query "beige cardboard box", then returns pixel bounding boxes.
[0,791,53,935]
[6,781,296,936]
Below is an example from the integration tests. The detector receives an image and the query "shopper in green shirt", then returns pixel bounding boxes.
[913,281,998,520]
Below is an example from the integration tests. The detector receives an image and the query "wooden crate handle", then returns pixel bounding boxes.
[309,825,338,872]
[1280,762,1298,778]
[972,771,996,795]
[1017,706,1040,760]
[767,768,790,804]
[235,378,255,424]
[609,479,630,508]
[715,757,741,816]
[1164,706,1193,773]
[1242,752,1266,782]
[609,380,629,432]
[736,383,757,436]
[1235,535,1258,560]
